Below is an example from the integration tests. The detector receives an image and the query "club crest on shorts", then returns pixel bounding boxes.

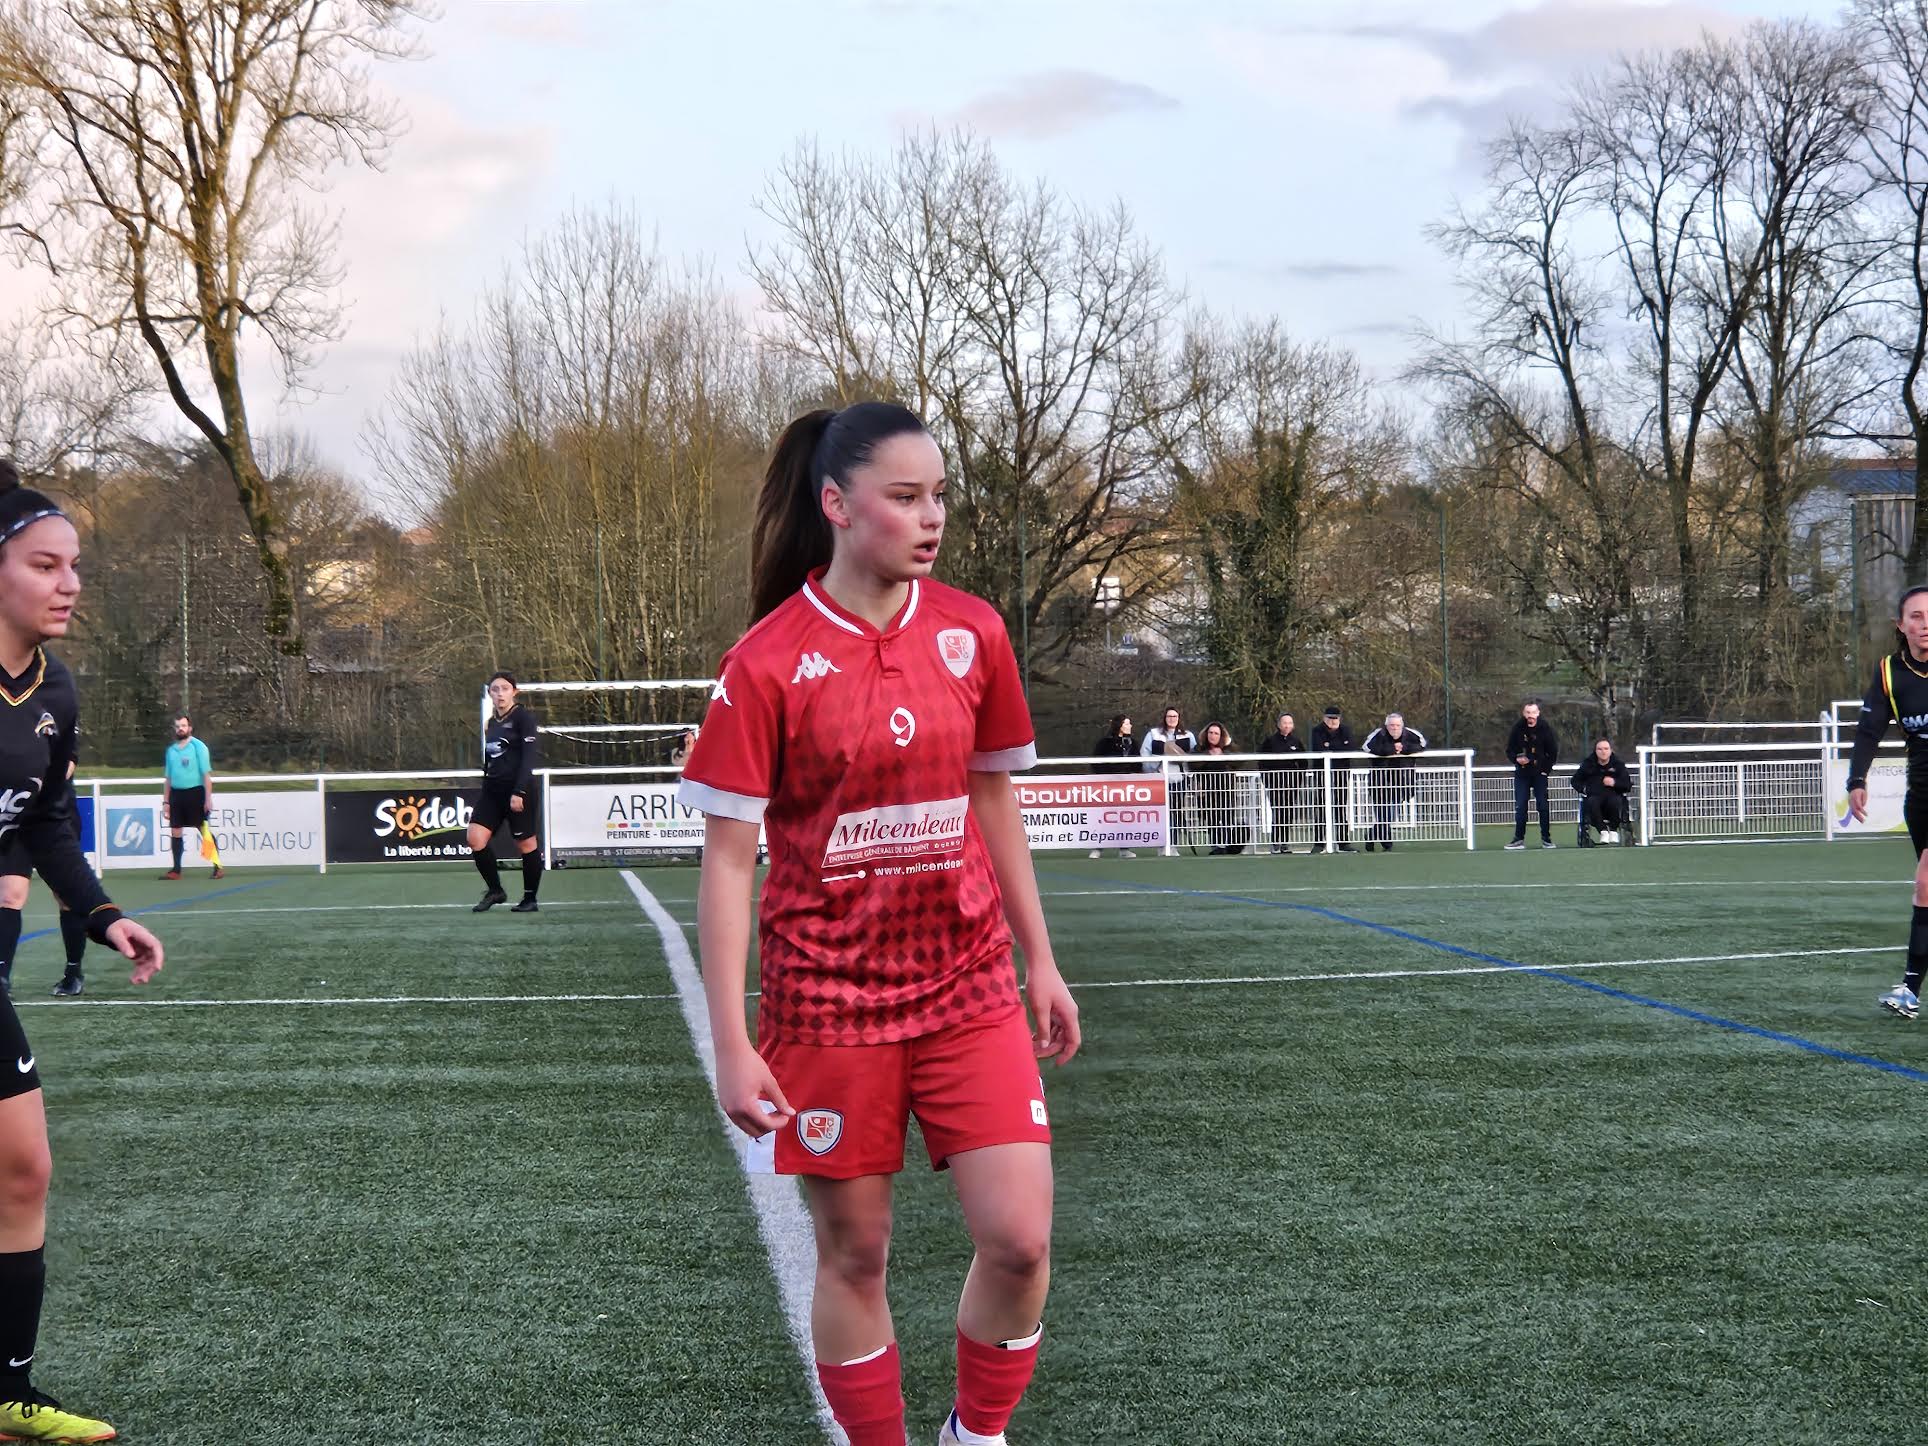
[937,629,976,679]
[798,1108,844,1155]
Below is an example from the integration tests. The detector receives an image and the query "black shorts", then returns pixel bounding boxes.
[168,786,208,830]
[473,783,539,842]
[1908,794,1928,859]
[0,993,39,1101]
[0,812,80,880]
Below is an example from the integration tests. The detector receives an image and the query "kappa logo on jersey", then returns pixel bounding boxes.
[792,652,842,684]
[710,678,732,707]
[798,1109,844,1155]
[937,628,976,679]
[32,711,55,739]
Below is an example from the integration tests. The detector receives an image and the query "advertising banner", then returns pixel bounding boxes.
[1827,758,1909,836]
[549,781,709,855]
[1013,774,1168,852]
[324,788,519,864]
[96,790,325,870]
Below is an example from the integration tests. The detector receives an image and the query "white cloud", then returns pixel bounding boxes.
[941,69,1180,140]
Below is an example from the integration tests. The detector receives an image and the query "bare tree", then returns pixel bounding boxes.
[0,0,424,648]
[750,130,1189,674]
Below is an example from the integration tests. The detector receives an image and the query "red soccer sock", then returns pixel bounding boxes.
[817,1340,905,1446]
[954,1321,1042,1438]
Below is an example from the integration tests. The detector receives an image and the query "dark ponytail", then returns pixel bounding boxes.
[750,402,929,621]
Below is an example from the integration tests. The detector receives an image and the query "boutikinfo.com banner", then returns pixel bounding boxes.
[325,788,520,863]
[1827,757,1908,836]
[549,782,709,854]
[1013,774,1167,852]
[95,790,324,870]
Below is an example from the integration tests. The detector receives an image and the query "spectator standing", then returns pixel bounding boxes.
[1308,706,1357,852]
[1140,705,1197,847]
[1088,715,1139,859]
[1571,737,1634,847]
[1504,698,1560,851]
[1257,712,1306,854]
[1192,722,1245,855]
[1361,712,1428,852]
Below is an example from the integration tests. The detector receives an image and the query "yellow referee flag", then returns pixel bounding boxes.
[199,828,222,867]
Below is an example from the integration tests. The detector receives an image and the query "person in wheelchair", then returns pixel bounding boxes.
[1571,736,1633,846]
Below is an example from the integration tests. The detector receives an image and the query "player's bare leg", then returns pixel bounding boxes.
[944,1142,1053,1443]
[802,1174,903,1446]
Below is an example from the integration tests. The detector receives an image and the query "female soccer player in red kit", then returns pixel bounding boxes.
[678,403,1080,1446]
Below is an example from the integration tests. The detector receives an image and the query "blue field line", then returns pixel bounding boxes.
[18,878,280,945]
[1053,872,1928,1084]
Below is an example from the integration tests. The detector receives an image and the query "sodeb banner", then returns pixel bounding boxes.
[323,788,520,864]
[1013,774,1167,852]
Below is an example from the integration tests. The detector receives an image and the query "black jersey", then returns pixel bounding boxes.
[0,649,118,936]
[1849,651,1928,789]
[482,703,540,795]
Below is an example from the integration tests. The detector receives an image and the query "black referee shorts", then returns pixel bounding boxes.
[0,993,39,1101]
[167,786,208,830]
[472,783,539,842]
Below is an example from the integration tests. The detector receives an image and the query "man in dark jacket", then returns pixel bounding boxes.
[1504,698,1560,851]
[1258,712,1307,854]
[1362,712,1427,851]
[1571,737,1634,846]
[1308,706,1356,852]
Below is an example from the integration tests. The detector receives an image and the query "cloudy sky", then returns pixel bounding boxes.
[4,0,1846,481]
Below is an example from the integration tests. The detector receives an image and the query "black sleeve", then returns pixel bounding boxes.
[1543,725,1558,771]
[21,708,118,939]
[1405,729,1428,756]
[1848,661,1893,789]
[514,706,540,795]
[1506,721,1525,759]
[1571,760,1594,794]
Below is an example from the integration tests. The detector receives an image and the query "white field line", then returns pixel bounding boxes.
[617,869,840,1445]
[14,945,1896,1011]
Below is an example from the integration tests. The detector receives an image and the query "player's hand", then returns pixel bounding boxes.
[716,1041,793,1137]
[509,794,525,814]
[1850,786,1869,823]
[105,919,163,984]
[1025,964,1081,1065]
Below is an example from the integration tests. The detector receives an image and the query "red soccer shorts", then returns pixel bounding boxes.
[752,1003,1052,1179]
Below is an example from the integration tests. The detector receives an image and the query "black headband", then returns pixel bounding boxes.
[0,489,65,546]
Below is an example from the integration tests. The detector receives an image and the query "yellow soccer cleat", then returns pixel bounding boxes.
[0,1389,116,1442]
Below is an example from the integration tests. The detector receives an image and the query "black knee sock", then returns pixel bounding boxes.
[472,848,502,893]
[521,852,543,900]
[1907,905,1928,995]
[171,835,184,871]
[58,911,85,973]
[0,909,21,986]
[0,1247,44,1400]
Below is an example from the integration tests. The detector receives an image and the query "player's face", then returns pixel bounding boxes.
[488,678,516,713]
[829,431,946,582]
[1901,595,1928,658]
[1595,740,1612,763]
[0,515,80,644]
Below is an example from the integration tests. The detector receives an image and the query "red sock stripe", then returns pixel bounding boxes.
[817,1340,905,1446]
[954,1325,1040,1437]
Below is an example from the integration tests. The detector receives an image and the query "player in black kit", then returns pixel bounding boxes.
[1848,585,1928,1019]
[0,460,165,1442]
[468,671,544,913]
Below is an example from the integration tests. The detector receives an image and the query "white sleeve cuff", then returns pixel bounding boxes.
[970,742,1038,773]
[677,778,769,823]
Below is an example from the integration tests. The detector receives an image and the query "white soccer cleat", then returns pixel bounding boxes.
[939,1411,1008,1446]
[1878,983,1920,1020]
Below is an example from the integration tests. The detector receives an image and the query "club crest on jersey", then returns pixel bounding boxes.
[798,1109,844,1155]
[31,712,54,739]
[792,652,842,684]
[937,629,976,679]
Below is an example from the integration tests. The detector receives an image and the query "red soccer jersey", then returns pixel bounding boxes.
[679,569,1038,1046]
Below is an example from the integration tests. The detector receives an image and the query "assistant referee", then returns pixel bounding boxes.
[161,712,220,880]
